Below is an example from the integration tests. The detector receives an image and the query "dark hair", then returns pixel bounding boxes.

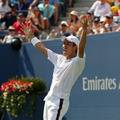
[32,6,42,23]
[73,43,77,54]
[70,17,78,23]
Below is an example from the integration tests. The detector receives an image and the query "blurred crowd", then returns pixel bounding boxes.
[0,0,120,44]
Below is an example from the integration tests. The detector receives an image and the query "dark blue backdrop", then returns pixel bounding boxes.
[0,31,120,120]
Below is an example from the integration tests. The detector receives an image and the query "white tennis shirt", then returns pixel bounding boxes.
[44,49,85,101]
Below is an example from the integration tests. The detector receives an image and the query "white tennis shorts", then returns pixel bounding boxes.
[43,97,69,120]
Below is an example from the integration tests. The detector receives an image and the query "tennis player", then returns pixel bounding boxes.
[21,15,88,120]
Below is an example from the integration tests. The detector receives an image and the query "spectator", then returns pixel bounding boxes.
[13,13,30,35]
[46,29,57,40]
[59,21,69,35]
[46,0,59,25]
[104,13,120,31]
[91,0,111,18]
[99,16,109,33]
[0,0,10,17]
[2,26,17,44]
[38,0,54,30]
[67,10,79,33]
[92,17,101,34]
[118,3,120,16]
[99,14,120,32]
[116,26,120,31]
[87,10,94,21]
[27,6,46,37]
[111,6,119,16]
[11,0,30,17]
[106,0,114,6]
[29,0,59,25]
[13,13,29,42]
[59,0,67,17]
[100,16,106,25]
[87,10,94,29]
[0,0,10,29]
[38,0,54,19]
[46,21,69,40]
[0,4,17,29]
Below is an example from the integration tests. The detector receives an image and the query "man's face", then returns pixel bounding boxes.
[94,21,100,27]
[17,16,25,23]
[87,13,94,20]
[11,6,17,11]
[61,24,67,32]
[62,39,77,57]
[106,17,113,25]
[100,0,106,5]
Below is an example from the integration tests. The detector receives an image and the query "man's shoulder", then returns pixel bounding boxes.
[93,1,100,5]
[48,4,54,10]
[48,3,53,7]
[112,22,119,27]
[38,3,44,9]
[91,1,100,9]
[105,3,111,8]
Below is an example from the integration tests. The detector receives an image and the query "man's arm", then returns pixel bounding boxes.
[78,15,88,58]
[44,4,50,17]
[90,1,97,11]
[21,22,48,57]
[47,5,54,18]
[29,0,39,10]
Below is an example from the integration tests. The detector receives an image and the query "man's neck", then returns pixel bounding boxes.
[65,54,77,60]
[100,0,106,5]
[101,2,105,5]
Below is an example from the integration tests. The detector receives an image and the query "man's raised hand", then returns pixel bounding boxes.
[21,22,34,39]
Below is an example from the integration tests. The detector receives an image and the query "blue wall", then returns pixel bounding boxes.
[0,31,120,120]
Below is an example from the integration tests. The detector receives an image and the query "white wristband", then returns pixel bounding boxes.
[31,37,41,46]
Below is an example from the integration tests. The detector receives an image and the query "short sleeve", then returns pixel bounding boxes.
[74,55,85,76]
[90,1,98,10]
[47,49,58,65]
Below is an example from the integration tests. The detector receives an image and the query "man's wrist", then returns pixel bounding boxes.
[82,30,87,33]
[29,34,35,40]
[30,4,33,8]
[31,37,41,46]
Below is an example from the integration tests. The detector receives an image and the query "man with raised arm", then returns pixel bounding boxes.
[21,15,88,120]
